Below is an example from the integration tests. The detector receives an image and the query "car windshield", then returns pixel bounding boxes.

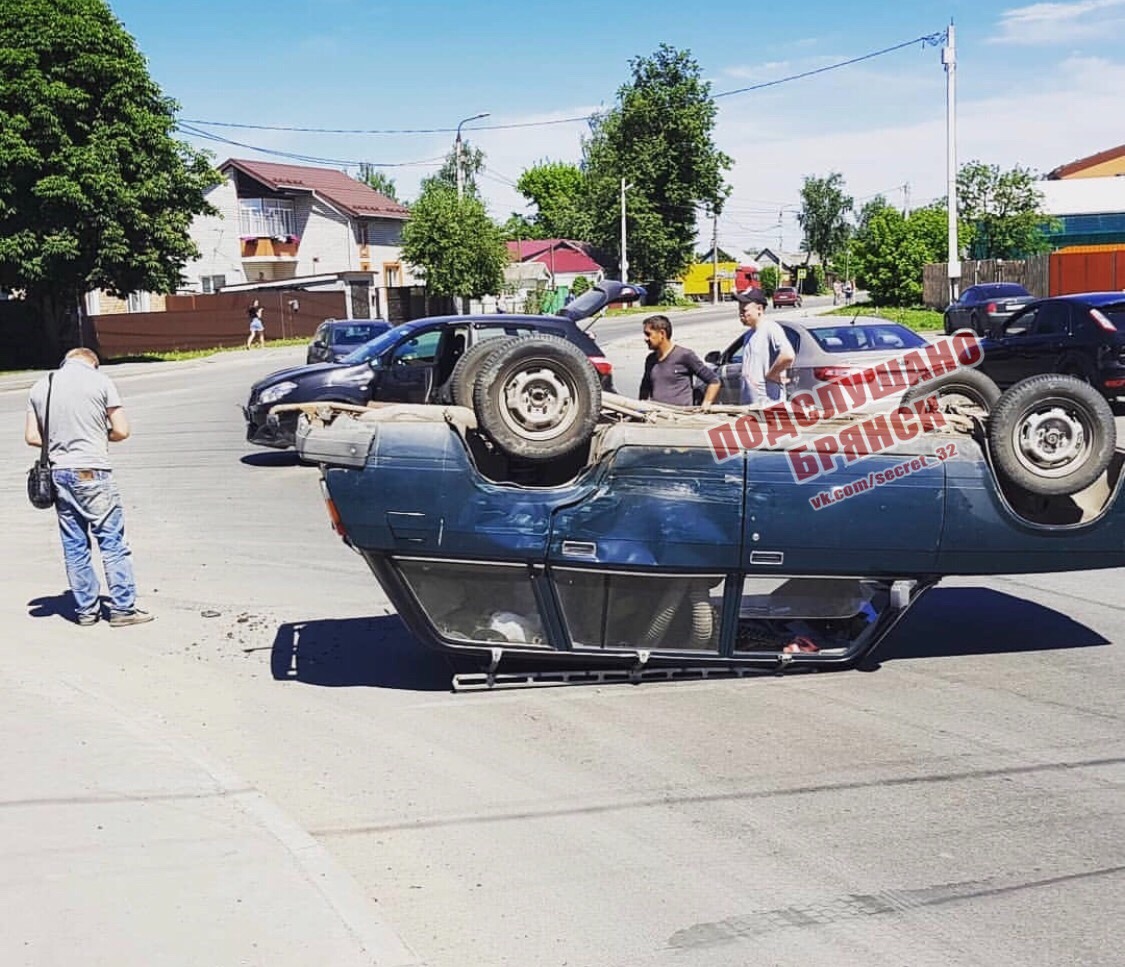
[808,325,928,353]
[975,284,1030,300]
[339,323,413,364]
[333,323,388,346]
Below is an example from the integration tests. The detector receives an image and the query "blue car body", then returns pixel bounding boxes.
[297,407,1125,674]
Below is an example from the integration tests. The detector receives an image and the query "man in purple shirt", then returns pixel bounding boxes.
[638,315,721,409]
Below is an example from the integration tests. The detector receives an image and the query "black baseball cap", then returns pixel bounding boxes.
[733,288,768,306]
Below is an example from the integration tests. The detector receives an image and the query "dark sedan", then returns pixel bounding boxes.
[971,292,1125,397]
[943,282,1035,335]
[306,319,392,364]
[244,281,638,448]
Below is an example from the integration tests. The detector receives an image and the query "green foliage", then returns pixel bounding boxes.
[570,275,591,296]
[401,180,508,299]
[358,165,399,202]
[0,0,221,356]
[759,264,779,296]
[805,264,825,296]
[431,140,485,197]
[797,173,853,267]
[580,44,731,295]
[823,304,944,331]
[851,204,950,306]
[957,160,1057,258]
[515,161,586,239]
[501,213,544,241]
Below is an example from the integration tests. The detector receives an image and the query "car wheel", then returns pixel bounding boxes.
[969,311,982,335]
[901,368,1001,418]
[473,335,601,462]
[943,313,955,336]
[988,374,1116,496]
[449,340,505,408]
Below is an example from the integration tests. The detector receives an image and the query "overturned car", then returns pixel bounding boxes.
[291,323,1122,687]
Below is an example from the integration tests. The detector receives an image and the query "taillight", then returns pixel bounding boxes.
[1090,308,1117,334]
[986,302,998,313]
[814,366,864,382]
[588,355,613,376]
[319,479,348,539]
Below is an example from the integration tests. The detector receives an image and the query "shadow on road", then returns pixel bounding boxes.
[860,586,1109,670]
[270,615,475,691]
[27,591,80,622]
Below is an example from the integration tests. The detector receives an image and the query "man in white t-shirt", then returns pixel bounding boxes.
[733,288,796,405]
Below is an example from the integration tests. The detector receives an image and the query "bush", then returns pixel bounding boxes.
[759,265,779,296]
[570,275,591,296]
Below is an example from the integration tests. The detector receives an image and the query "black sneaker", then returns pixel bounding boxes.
[76,612,100,627]
[108,608,155,628]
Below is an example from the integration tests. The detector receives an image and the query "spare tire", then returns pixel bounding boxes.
[473,334,601,461]
[988,374,1116,496]
[901,367,1001,418]
[449,339,505,408]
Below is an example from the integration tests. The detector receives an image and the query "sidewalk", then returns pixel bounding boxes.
[0,626,419,967]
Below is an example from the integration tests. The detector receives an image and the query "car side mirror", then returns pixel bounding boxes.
[705,351,721,365]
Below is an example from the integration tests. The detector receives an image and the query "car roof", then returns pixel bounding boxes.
[324,318,390,326]
[787,317,915,332]
[395,313,586,332]
[1053,292,1125,307]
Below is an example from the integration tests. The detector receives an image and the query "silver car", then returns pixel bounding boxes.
[702,318,933,406]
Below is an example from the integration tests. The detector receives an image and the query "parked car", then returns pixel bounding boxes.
[771,286,802,309]
[969,292,1125,398]
[943,283,1035,335]
[702,318,932,406]
[306,319,392,364]
[295,341,1119,684]
[244,281,641,449]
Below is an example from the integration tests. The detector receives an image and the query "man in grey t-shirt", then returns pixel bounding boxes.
[638,314,721,408]
[25,348,153,627]
[733,288,796,405]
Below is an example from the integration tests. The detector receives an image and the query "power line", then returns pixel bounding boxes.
[177,29,946,138]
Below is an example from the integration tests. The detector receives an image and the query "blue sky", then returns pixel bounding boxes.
[108,0,1125,254]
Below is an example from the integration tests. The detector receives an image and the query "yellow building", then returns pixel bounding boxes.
[1048,143,1125,179]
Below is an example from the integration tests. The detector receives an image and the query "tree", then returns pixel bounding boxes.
[957,161,1056,259]
[797,172,853,268]
[0,0,220,359]
[515,161,586,239]
[400,180,508,301]
[581,44,731,300]
[570,275,591,297]
[433,140,485,196]
[851,202,952,306]
[759,264,780,296]
[501,213,542,241]
[358,164,399,202]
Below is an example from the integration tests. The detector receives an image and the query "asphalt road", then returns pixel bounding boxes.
[2,324,1123,966]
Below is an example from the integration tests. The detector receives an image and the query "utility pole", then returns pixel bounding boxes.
[942,22,959,302]
[711,209,719,304]
[778,209,784,287]
[903,182,911,217]
[455,112,489,201]
[620,177,633,284]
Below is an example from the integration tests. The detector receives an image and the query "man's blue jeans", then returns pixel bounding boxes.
[52,469,137,617]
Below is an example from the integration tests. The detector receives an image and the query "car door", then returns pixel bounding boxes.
[983,306,1037,387]
[1010,301,1070,383]
[377,327,445,403]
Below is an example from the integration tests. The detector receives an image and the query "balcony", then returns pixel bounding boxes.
[238,198,298,259]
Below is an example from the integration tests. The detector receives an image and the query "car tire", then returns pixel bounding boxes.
[901,367,1002,418]
[988,374,1116,496]
[473,335,601,462]
[943,313,955,336]
[969,311,982,335]
[449,340,505,408]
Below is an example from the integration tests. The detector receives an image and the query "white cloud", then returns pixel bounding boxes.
[993,0,1125,44]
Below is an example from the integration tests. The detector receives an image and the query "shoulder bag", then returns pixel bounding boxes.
[27,373,56,509]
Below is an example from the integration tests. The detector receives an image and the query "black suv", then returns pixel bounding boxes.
[244,281,640,449]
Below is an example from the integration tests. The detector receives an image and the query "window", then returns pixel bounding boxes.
[396,560,546,646]
[384,263,402,287]
[1032,302,1070,336]
[201,274,226,294]
[389,328,442,365]
[238,198,296,238]
[126,292,150,313]
[735,577,883,653]
[554,570,725,651]
[1004,307,1037,337]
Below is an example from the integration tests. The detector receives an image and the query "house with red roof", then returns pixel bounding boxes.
[505,239,606,290]
[169,158,416,317]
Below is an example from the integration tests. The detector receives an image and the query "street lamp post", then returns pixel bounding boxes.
[942,22,960,303]
[455,112,490,201]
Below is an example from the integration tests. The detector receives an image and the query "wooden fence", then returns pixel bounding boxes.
[923,255,1050,308]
